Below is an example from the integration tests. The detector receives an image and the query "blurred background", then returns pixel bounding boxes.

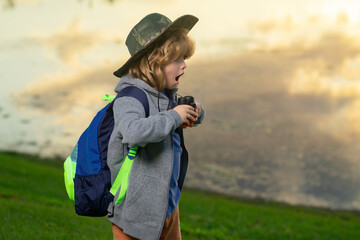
[1,0,360,211]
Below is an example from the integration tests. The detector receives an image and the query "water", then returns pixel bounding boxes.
[2,0,360,210]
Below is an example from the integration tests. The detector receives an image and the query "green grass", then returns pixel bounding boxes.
[0,152,360,240]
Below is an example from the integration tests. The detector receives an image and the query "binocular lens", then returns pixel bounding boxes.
[178,96,196,108]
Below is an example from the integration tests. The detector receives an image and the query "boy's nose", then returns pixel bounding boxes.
[181,60,187,69]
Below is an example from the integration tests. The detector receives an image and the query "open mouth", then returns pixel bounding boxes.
[175,73,184,81]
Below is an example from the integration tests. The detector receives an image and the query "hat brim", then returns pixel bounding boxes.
[113,14,199,78]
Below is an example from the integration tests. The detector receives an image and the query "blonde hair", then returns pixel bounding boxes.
[129,29,195,91]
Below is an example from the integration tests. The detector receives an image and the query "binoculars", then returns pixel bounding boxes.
[177,96,196,128]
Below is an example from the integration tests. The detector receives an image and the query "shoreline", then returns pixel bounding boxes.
[2,150,360,214]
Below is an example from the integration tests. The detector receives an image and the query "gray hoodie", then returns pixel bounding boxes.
[107,75,186,240]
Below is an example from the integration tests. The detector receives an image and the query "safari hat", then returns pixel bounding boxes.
[113,13,198,78]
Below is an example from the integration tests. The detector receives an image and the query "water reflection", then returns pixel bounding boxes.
[3,0,117,9]
[2,0,360,210]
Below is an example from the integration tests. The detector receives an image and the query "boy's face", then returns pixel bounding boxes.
[163,57,186,89]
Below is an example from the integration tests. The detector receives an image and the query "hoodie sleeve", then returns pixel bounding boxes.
[112,96,183,148]
[194,104,205,126]
[193,100,205,126]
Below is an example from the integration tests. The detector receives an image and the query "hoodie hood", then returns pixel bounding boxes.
[114,74,178,104]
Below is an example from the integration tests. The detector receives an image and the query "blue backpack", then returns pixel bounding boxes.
[64,86,149,216]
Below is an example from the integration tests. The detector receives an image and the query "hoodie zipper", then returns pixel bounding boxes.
[156,92,174,239]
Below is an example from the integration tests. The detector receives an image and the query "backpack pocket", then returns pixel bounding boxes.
[74,171,114,217]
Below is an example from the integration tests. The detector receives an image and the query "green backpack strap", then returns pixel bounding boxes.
[107,87,149,205]
[109,146,139,204]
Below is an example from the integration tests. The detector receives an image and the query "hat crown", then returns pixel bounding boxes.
[114,14,198,78]
[126,13,172,56]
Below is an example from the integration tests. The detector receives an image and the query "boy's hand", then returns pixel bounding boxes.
[173,105,198,126]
